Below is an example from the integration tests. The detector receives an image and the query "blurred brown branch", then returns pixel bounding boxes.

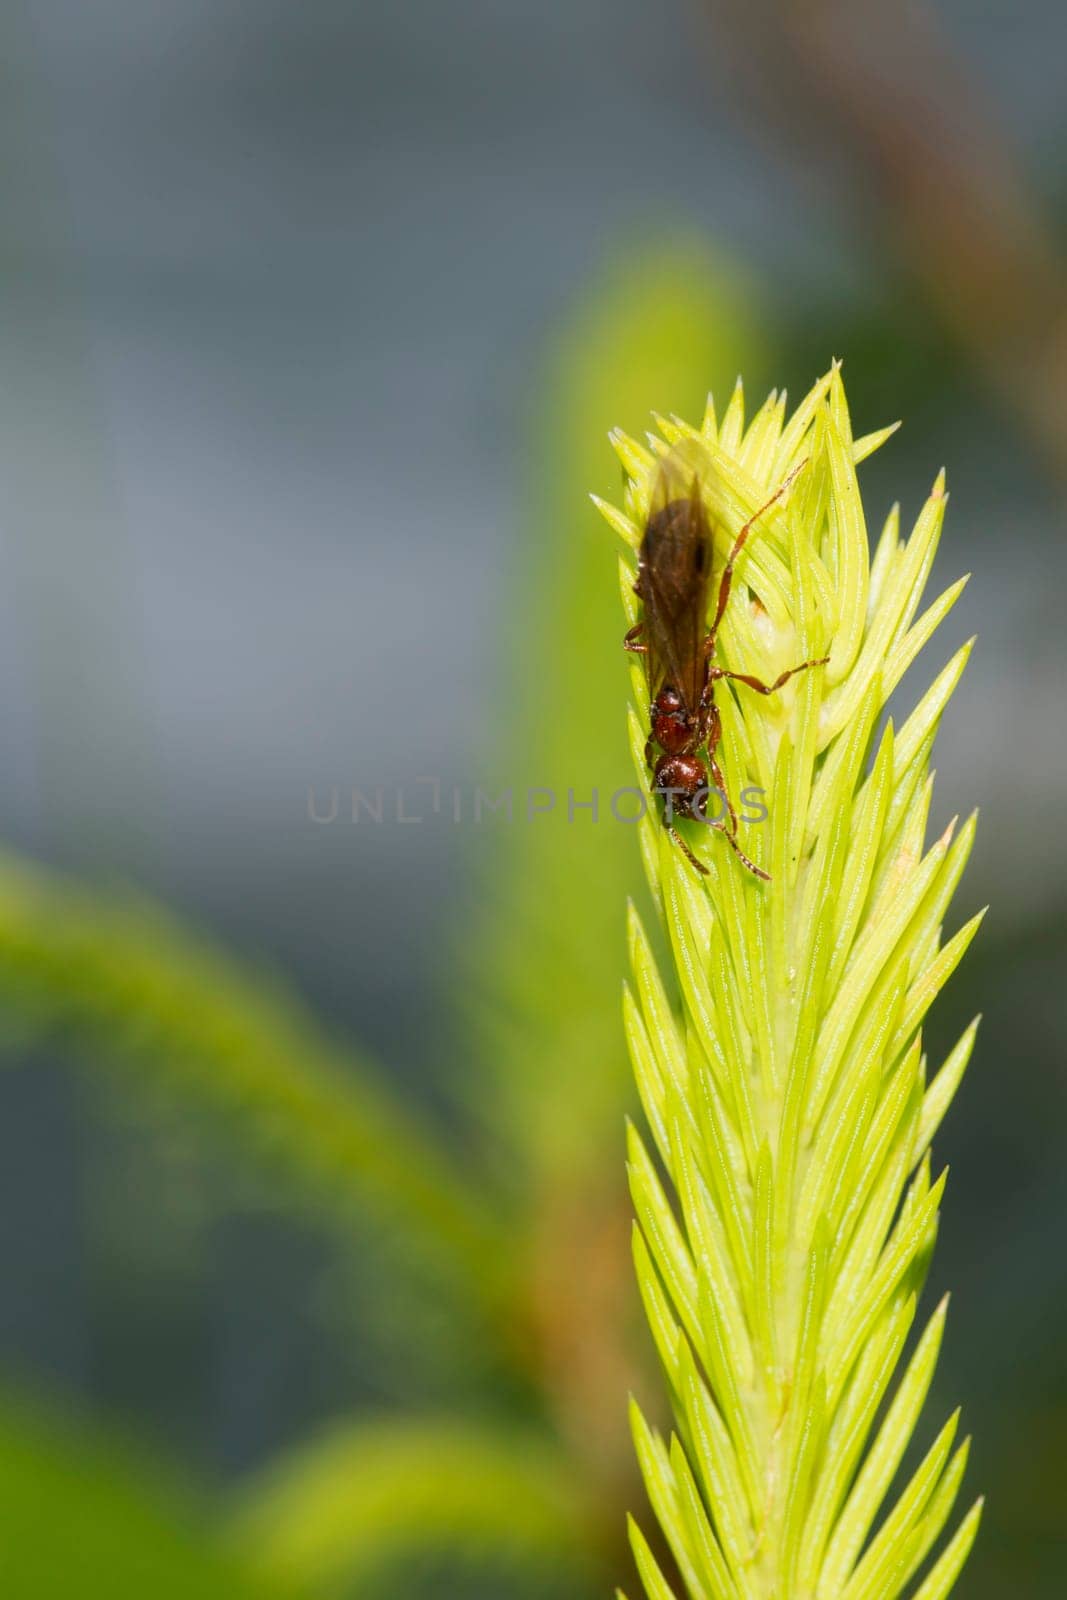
[699,0,1067,475]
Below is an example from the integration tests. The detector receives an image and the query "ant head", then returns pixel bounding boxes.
[654,751,707,804]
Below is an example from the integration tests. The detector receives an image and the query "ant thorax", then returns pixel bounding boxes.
[651,685,698,757]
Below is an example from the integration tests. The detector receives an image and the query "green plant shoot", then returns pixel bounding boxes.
[596,366,984,1600]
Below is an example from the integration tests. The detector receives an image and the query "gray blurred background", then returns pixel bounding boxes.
[0,1,1064,1595]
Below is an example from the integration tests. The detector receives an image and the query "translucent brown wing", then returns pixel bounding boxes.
[635,443,714,712]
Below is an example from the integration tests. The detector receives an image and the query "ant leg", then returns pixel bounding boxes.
[717,824,771,882]
[706,459,808,649]
[701,806,770,879]
[663,794,769,882]
[624,620,654,764]
[705,747,739,840]
[690,790,770,881]
[666,824,709,876]
[699,701,739,838]
[709,655,830,696]
[694,699,769,880]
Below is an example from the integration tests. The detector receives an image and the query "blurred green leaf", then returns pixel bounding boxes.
[465,241,769,1194]
[229,1416,604,1594]
[0,850,508,1310]
[0,1389,292,1599]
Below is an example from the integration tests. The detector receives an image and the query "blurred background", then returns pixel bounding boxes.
[0,0,1063,1595]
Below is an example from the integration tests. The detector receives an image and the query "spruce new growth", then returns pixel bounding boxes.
[596,367,983,1600]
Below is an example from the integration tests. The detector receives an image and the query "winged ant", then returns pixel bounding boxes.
[624,443,827,880]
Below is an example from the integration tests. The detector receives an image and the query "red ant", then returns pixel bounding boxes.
[624,449,827,880]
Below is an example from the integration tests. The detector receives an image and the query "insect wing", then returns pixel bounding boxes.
[637,445,714,711]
